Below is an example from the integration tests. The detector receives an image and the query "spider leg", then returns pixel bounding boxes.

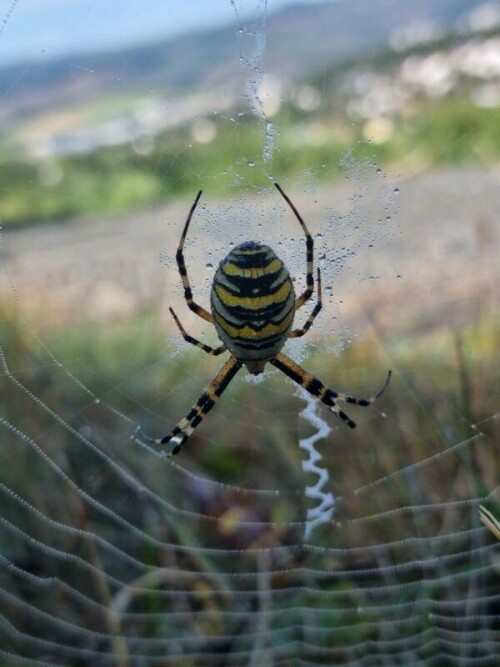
[290,268,322,338]
[148,355,243,455]
[270,352,391,428]
[170,307,226,356]
[176,190,213,323]
[274,182,314,310]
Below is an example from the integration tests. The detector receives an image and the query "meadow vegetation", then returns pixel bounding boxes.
[1,297,497,657]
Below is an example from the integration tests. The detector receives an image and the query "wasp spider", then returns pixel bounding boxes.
[147,183,391,455]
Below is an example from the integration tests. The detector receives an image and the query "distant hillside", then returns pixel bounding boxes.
[0,0,481,124]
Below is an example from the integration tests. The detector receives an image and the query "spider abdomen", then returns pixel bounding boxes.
[211,241,296,368]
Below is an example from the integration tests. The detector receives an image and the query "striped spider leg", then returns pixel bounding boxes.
[270,353,391,428]
[175,190,213,324]
[145,185,391,455]
[150,354,243,455]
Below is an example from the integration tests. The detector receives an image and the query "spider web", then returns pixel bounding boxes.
[0,1,499,665]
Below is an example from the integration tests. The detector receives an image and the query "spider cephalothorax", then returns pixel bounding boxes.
[147,183,391,455]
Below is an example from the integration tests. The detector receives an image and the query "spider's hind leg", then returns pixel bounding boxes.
[271,352,391,428]
[145,355,243,455]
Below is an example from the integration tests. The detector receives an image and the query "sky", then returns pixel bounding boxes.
[0,0,335,66]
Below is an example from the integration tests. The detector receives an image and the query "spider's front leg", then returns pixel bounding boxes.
[290,267,322,338]
[176,190,213,324]
[147,355,243,455]
[274,182,314,309]
[170,307,226,356]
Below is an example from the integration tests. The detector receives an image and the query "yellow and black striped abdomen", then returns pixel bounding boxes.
[211,241,296,366]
